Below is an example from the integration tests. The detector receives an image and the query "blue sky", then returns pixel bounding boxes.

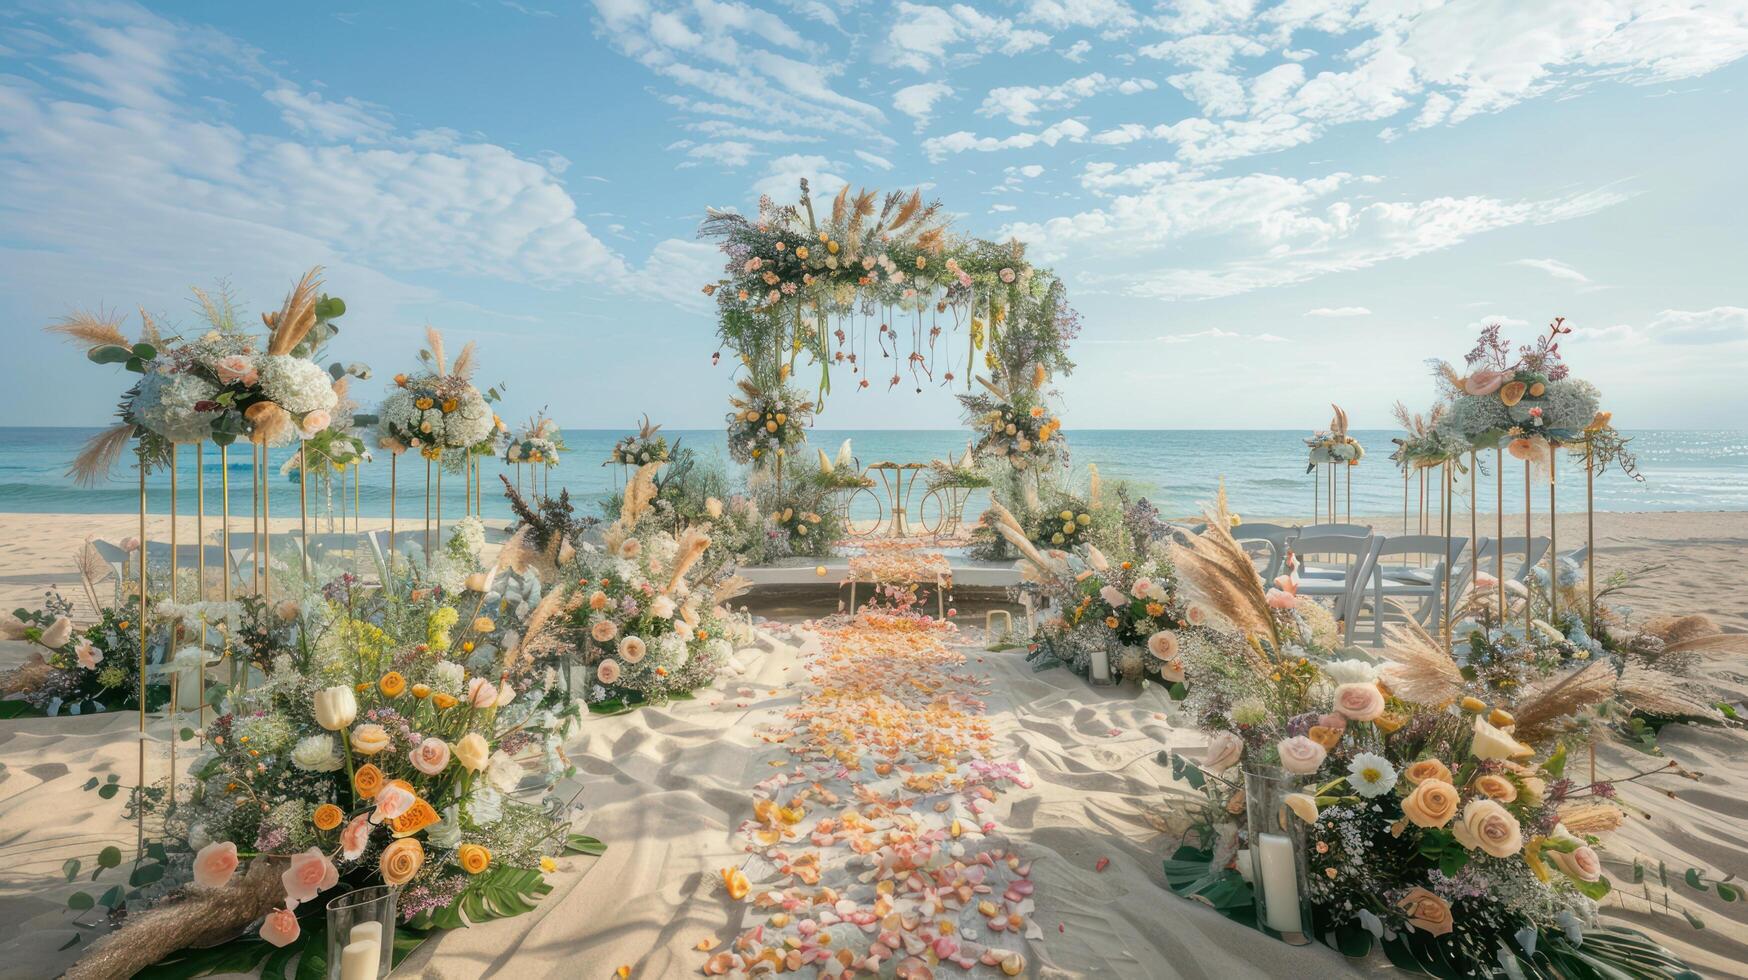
[2,0,1746,431]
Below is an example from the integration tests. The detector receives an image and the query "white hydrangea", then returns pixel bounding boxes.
[433,660,466,693]
[450,516,486,559]
[136,368,221,444]
[1323,658,1380,686]
[259,355,337,415]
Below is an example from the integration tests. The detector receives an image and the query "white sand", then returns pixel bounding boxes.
[1,511,1745,978]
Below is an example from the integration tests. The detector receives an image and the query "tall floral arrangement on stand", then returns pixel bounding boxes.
[1436,319,1600,464]
[604,414,668,467]
[376,329,500,464]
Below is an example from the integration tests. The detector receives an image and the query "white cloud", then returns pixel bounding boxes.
[1304,306,1372,317]
[1512,257,1590,283]
[691,120,823,143]
[685,140,758,167]
[265,87,393,141]
[1005,174,1628,299]
[855,149,895,170]
[1023,0,1139,31]
[1645,306,1748,344]
[883,2,1051,72]
[1078,159,1185,192]
[1466,314,1531,331]
[752,153,847,202]
[894,81,953,129]
[990,203,1017,212]
[1061,39,1092,61]
[922,118,1089,161]
[977,72,1156,125]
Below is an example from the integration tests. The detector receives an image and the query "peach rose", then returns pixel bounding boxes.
[299,410,331,438]
[341,814,372,861]
[1146,630,1179,660]
[591,619,618,643]
[466,676,497,708]
[457,843,492,875]
[1332,682,1386,722]
[1265,588,1299,610]
[588,590,609,611]
[371,783,416,824]
[597,659,622,685]
[380,837,424,887]
[1307,725,1342,750]
[1472,773,1518,802]
[1550,842,1604,883]
[409,736,451,776]
[1185,604,1207,626]
[1155,657,1185,683]
[1401,779,1459,829]
[259,907,301,947]
[1397,887,1454,937]
[192,841,238,889]
[1452,799,1523,858]
[350,724,391,756]
[281,847,338,905]
[618,636,647,663]
[1403,759,1452,786]
[453,732,490,772]
[1461,369,1507,396]
[41,615,72,648]
[75,637,103,669]
[1202,731,1244,774]
[213,354,259,386]
[1277,736,1327,775]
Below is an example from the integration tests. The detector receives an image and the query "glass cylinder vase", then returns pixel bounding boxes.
[326,885,396,980]
[1242,766,1313,946]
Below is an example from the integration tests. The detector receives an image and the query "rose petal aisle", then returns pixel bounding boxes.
[708,596,1039,976]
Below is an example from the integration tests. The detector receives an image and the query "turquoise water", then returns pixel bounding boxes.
[0,428,1742,522]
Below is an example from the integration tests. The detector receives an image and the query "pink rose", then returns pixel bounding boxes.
[1277,735,1328,775]
[409,736,451,776]
[467,676,498,708]
[192,841,239,889]
[75,637,103,669]
[597,659,622,685]
[299,410,331,438]
[591,619,619,643]
[1146,630,1179,661]
[1156,658,1185,683]
[1202,731,1243,774]
[1462,370,1507,396]
[340,814,372,861]
[1332,683,1386,722]
[213,354,259,386]
[1186,605,1207,626]
[281,847,338,905]
[1265,588,1300,610]
[1316,713,1348,734]
[1130,578,1153,600]
[259,907,301,947]
[1099,586,1127,609]
[371,783,416,824]
[1551,842,1603,882]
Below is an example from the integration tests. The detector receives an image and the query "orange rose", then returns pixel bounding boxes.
[1472,773,1518,802]
[1403,759,1452,786]
[1307,725,1342,750]
[457,844,492,875]
[379,671,407,697]
[380,837,425,886]
[389,798,441,838]
[432,693,459,710]
[312,803,344,831]
[353,763,384,800]
[1401,779,1459,829]
[1397,887,1454,937]
[411,683,431,699]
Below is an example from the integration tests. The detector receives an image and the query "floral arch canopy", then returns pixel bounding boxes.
[699,179,1080,466]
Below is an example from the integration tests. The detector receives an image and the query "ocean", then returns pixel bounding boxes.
[0,428,1743,524]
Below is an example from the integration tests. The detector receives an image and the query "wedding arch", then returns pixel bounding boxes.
[697,179,1082,477]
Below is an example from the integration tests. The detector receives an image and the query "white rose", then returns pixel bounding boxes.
[290,735,343,773]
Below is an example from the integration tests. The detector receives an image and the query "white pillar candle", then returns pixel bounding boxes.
[1255,833,1302,934]
[340,938,380,980]
[348,920,383,946]
[1089,646,1111,683]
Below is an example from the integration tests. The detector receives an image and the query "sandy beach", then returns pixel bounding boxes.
[2,510,1746,978]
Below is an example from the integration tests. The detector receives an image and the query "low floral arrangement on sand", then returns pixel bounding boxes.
[566,464,744,712]
[377,328,499,462]
[1155,494,1704,979]
[52,519,597,979]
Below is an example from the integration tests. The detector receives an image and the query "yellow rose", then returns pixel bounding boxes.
[458,843,492,875]
[453,732,490,772]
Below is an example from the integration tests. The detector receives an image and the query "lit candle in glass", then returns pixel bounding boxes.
[339,938,380,980]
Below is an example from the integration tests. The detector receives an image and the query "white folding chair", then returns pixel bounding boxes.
[1286,533,1382,645]
[1472,536,1551,589]
[1232,522,1297,583]
[1365,535,1468,645]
